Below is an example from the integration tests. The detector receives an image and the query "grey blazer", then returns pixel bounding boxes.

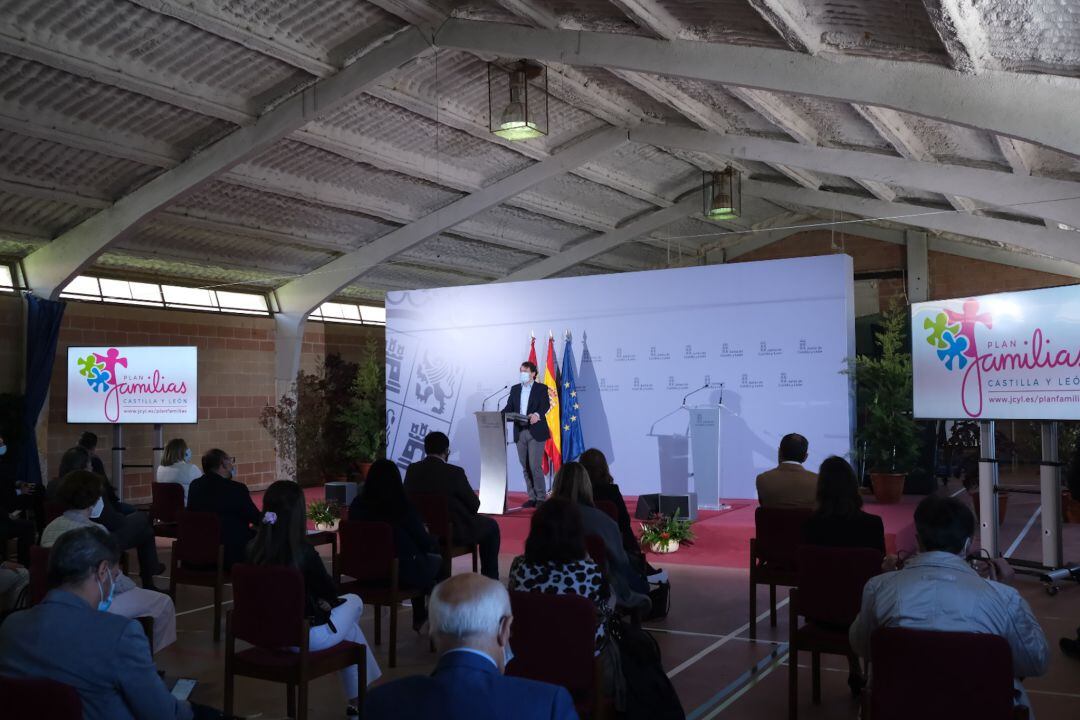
[0,590,192,720]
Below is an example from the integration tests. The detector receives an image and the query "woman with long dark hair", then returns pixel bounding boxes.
[348,459,442,630]
[803,456,885,553]
[249,480,380,715]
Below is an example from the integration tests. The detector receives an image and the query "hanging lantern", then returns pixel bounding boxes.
[703,168,741,219]
[489,60,548,141]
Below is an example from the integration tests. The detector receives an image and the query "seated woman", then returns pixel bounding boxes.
[802,455,885,697]
[579,448,657,577]
[155,438,201,503]
[550,462,650,610]
[41,471,177,653]
[348,459,442,631]
[250,480,381,716]
[803,456,886,553]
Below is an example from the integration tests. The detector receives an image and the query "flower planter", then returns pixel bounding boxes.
[314,519,340,532]
[870,472,905,504]
[649,540,680,554]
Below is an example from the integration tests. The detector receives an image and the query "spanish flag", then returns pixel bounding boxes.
[542,333,562,475]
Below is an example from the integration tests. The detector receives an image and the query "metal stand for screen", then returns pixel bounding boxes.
[979,419,1080,595]
[111,423,164,502]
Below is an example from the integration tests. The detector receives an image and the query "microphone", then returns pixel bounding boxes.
[482,385,509,411]
[682,382,711,406]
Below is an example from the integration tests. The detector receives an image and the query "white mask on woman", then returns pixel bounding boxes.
[89,496,105,519]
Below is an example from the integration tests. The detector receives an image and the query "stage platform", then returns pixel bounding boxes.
[494,492,919,569]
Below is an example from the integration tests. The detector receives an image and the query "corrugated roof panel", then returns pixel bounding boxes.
[592,143,698,199]
[811,0,950,64]
[524,173,656,227]
[459,204,591,255]
[974,0,1080,77]
[399,233,543,276]
[0,190,94,237]
[94,251,284,287]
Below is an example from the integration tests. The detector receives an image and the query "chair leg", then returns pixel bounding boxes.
[213,579,223,643]
[471,546,478,573]
[788,644,797,720]
[811,651,821,704]
[749,578,757,640]
[223,662,234,716]
[298,681,309,720]
[287,683,296,718]
[373,604,382,645]
[389,599,399,668]
[769,584,777,627]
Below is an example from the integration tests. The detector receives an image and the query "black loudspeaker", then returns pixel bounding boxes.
[634,493,697,520]
[324,481,358,508]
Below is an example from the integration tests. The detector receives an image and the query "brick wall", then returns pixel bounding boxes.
[0,294,21,395]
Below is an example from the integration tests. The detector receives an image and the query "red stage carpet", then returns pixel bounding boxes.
[493,492,919,569]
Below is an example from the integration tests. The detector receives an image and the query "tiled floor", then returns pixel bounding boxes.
[154,479,1080,719]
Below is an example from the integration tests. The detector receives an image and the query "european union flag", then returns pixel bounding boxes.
[560,335,585,463]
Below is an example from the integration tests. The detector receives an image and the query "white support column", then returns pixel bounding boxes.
[1041,422,1063,569]
[905,230,929,303]
[20,27,428,299]
[979,421,999,557]
[273,313,306,481]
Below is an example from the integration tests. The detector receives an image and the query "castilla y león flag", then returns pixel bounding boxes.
[542,334,562,475]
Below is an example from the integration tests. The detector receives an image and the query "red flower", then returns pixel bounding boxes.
[661,532,670,539]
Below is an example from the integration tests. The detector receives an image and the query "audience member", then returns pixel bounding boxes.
[509,498,621,705]
[849,495,1049,707]
[364,573,578,720]
[0,526,220,719]
[47,446,94,498]
[403,432,500,580]
[156,438,201,502]
[348,459,442,630]
[248,480,380,715]
[79,431,136,514]
[550,462,649,610]
[755,433,817,508]
[579,448,654,572]
[41,471,176,653]
[187,449,261,569]
[803,456,885,553]
[0,435,34,565]
[0,560,28,614]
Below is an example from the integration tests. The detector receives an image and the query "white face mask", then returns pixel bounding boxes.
[89,496,105,519]
[520,372,531,384]
[183,448,192,463]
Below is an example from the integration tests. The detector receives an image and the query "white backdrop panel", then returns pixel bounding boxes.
[385,255,855,500]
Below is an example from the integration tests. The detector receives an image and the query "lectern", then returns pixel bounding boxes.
[475,411,508,514]
[688,405,725,512]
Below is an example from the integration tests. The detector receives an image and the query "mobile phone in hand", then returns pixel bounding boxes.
[171,678,197,701]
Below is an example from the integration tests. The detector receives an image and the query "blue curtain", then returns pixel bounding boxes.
[17,294,65,487]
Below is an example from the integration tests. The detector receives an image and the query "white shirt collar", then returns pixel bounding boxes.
[780,460,804,466]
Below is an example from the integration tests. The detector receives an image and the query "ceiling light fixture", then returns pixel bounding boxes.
[489,60,548,141]
[703,168,741,220]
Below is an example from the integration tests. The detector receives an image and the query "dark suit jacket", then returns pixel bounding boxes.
[365,649,577,720]
[0,589,192,720]
[186,471,261,568]
[502,382,551,442]
[803,510,886,554]
[403,456,481,544]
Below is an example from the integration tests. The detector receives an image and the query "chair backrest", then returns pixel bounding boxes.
[596,500,619,523]
[796,545,882,627]
[507,590,596,699]
[408,493,453,542]
[584,534,608,576]
[230,563,306,648]
[0,676,82,719]
[29,545,51,606]
[338,519,397,583]
[150,483,185,524]
[44,501,66,526]
[871,628,1017,720]
[175,511,222,566]
[753,507,814,569]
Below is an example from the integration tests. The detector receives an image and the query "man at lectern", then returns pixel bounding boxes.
[502,361,550,508]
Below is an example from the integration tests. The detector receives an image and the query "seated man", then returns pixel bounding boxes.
[365,573,577,720]
[755,433,817,508]
[0,526,220,719]
[187,449,261,569]
[403,432,500,580]
[849,495,1049,706]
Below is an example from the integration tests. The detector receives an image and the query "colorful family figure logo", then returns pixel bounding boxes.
[76,348,129,393]
[923,300,993,372]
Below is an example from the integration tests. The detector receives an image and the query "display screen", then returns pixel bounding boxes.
[67,346,198,424]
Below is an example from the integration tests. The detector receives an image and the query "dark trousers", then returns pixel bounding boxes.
[400,552,443,625]
[471,515,501,581]
[0,514,34,565]
[515,432,546,502]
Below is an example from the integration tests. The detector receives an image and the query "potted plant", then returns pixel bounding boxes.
[260,370,331,486]
[308,499,341,532]
[639,510,694,554]
[339,341,386,476]
[850,303,921,504]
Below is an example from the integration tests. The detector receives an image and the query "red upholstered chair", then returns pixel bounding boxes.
[596,500,619,524]
[44,501,65,526]
[407,492,478,578]
[507,590,605,719]
[0,676,82,719]
[749,507,813,639]
[337,519,419,668]
[225,564,366,720]
[168,510,227,641]
[28,544,51,605]
[869,628,1027,720]
[149,483,184,538]
[788,545,882,720]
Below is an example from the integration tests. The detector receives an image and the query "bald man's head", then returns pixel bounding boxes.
[429,573,514,671]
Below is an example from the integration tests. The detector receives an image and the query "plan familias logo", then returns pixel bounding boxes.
[923,299,992,372]
[75,348,188,423]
